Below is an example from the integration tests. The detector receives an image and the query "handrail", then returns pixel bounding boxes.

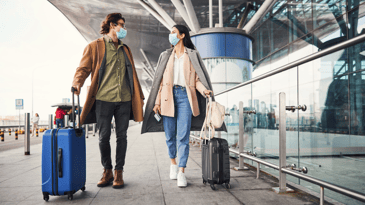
[190,134,365,203]
[0,124,49,129]
[215,33,365,96]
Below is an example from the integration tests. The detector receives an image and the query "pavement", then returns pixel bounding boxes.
[0,124,333,204]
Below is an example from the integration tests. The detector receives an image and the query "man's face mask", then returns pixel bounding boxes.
[114,23,127,39]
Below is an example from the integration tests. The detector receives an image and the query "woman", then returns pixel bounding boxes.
[142,25,225,188]
[31,113,39,137]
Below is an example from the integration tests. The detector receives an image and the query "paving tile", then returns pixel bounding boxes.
[164,191,242,205]
[90,193,164,205]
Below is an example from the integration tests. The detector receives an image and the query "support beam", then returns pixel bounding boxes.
[137,0,172,31]
[237,3,252,29]
[209,0,213,28]
[243,0,276,34]
[218,0,223,27]
[148,0,176,27]
[142,65,154,80]
[183,0,201,33]
[171,0,194,32]
[140,49,155,75]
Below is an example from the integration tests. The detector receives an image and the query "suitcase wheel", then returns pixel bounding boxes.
[210,184,216,191]
[203,179,206,185]
[225,183,231,189]
[67,193,73,201]
[43,193,49,202]
[81,186,86,192]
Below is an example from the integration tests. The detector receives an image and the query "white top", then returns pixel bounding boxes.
[173,50,186,87]
[33,116,39,124]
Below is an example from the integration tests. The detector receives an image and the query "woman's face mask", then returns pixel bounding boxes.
[114,24,127,39]
[169,33,180,46]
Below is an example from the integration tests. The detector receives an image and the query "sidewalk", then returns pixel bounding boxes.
[0,124,330,204]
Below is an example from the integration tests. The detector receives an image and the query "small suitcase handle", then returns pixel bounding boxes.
[71,87,81,130]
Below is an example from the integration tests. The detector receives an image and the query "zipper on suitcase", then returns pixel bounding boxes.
[50,129,55,196]
[55,129,59,195]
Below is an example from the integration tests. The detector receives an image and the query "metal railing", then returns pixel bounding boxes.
[190,93,365,204]
[190,34,365,204]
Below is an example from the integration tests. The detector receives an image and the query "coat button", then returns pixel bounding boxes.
[165,99,168,101]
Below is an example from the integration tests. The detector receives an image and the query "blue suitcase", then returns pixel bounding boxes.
[42,88,86,201]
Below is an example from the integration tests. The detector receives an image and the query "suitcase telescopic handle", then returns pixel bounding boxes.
[71,87,81,129]
[58,148,63,178]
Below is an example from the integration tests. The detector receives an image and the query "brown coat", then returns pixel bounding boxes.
[72,37,144,126]
[155,51,207,117]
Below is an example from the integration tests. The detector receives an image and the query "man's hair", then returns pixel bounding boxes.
[100,13,125,35]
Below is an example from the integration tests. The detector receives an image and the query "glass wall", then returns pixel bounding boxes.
[205,1,365,204]
[202,58,253,93]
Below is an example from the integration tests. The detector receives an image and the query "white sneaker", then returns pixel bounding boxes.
[177,171,187,187]
[170,165,178,180]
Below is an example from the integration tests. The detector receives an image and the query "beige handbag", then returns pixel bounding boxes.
[200,96,225,140]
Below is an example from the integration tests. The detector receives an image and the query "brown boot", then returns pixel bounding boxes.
[112,170,124,189]
[97,169,114,187]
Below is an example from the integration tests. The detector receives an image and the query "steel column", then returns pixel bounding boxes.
[24,113,30,155]
[171,0,194,31]
[137,0,172,31]
[183,0,201,33]
[209,0,213,28]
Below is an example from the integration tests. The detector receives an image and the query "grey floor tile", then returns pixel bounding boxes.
[90,193,164,205]
[164,191,242,205]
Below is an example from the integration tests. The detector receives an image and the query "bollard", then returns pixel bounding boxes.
[24,113,30,155]
[9,128,11,136]
[85,124,89,139]
[93,123,95,136]
[36,129,39,137]
[1,129,4,142]
[15,129,18,140]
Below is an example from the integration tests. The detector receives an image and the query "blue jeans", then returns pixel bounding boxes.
[163,85,192,168]
[56,119,64,128]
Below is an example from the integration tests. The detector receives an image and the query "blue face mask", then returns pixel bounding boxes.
[115,27,127,39]
[169,33,180,46]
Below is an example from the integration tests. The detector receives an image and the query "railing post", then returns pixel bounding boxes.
[49,114,53,129]
[273,92,293,193]
[24,113,30,155]
[234,101,249,171]
[320,186,324,205]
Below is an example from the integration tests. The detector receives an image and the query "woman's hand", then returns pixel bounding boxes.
[203,90,213,97]
[153,104,161,114]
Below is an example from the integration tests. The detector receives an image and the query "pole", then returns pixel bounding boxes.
[218,0,223,27]
[209,0,213,28]
[24,113,30,155]
[234,101,249,171]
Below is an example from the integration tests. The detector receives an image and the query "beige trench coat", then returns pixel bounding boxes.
[155,51,207,117]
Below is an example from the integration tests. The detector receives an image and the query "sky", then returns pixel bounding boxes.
[0,0,88,122]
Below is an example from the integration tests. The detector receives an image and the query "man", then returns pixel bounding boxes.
[55,107,66,128]
[71,13,144,189]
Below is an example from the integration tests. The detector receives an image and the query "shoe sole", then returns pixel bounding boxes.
[112,184,124,189]
[97,177,114,187]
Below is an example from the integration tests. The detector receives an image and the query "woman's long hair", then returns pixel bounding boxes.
[172,25,195,50]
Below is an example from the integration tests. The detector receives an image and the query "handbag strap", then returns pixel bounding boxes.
[200,95,215,141]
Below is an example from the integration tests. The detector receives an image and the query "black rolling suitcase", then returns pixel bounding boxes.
[201,96,230,190]
[202,138,231,190]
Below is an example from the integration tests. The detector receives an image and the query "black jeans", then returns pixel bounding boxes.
[96,100,131,170]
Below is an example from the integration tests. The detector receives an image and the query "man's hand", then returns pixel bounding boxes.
[153,104,161,114]
[72,85,81,95]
